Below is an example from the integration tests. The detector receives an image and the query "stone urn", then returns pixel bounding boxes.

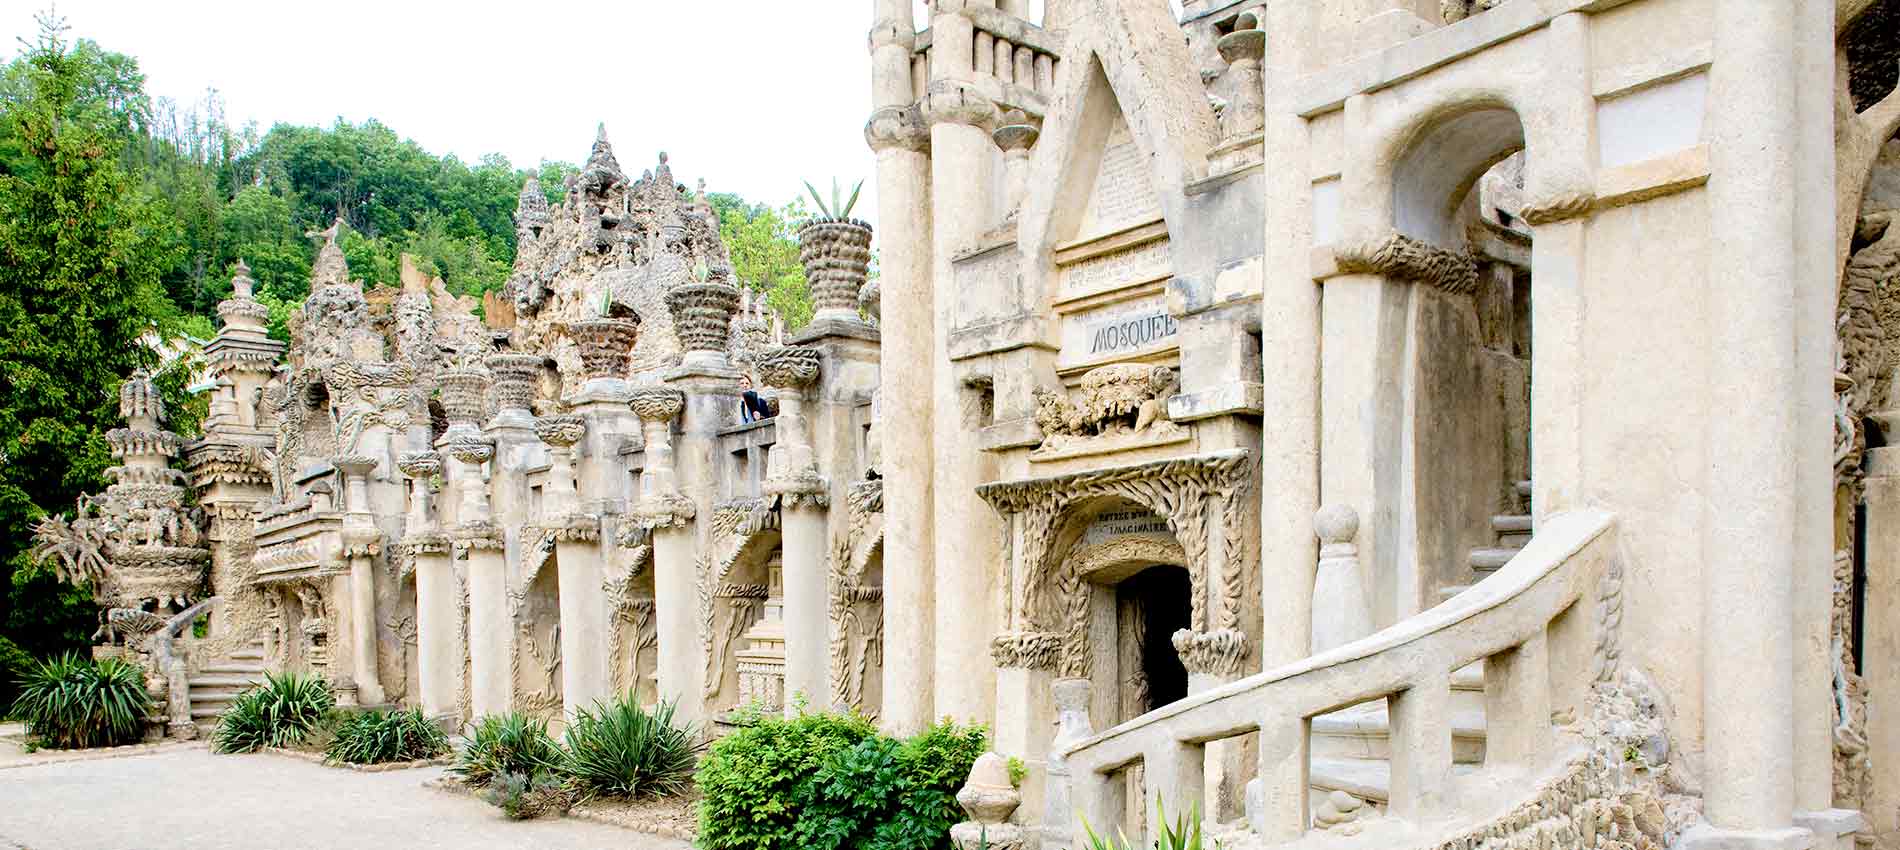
[664,281,742,370]
[948,752,1025,850]
[563,317,640,383]
[437,367,491,430]
[798,216,874,325]
[484,353,546,414]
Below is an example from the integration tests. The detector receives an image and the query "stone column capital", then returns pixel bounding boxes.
[437,367,492,429]
[993,120,1040,154]
[332,455,379,478]
[445,435,496,466]
[923,80,998,130]
[757,346,824,391]
[533,414,587,448]
[628,387,686,423]
[866,105,932,153]
[396,451,442,480]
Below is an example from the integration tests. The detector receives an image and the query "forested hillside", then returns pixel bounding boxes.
[0,14,813,669]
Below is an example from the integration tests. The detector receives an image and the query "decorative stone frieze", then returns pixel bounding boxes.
[990,631,1062,670]
[1335,230,1480,295]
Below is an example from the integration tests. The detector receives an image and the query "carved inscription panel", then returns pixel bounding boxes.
[1082,509,1170,546]
[1058,294,1180,369]
[1058,239,1172,299]
[1080,120,1164,239]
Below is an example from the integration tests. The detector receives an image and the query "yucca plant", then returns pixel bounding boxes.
[211,671,334,754]
[562,692,703,800]
[10,653,150,749]
[325,708,449,764]
[803,177,865,221]
[451,711,566,788]
[1081,799,1210,850]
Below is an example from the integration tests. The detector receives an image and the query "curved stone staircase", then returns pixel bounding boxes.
[188,639,269,735]
[1046,510,1618,850]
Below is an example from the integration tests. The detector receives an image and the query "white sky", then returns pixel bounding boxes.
[0,1,976,230]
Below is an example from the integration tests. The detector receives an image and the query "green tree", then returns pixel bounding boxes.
[710,193,814,330]
[0,15,194,658]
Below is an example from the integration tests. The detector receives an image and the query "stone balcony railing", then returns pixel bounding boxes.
[913,7,1062,120]
[1047,510,1619,849]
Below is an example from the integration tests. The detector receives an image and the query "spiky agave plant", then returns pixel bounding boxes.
[325,708,449,764]
[451,711,566,788]
[802,177,865,221]
[11,653,150,749]
[1079,799,1211,850]
[562,693,703,800]
[211,671,334,754]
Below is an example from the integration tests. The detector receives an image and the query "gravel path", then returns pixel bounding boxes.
[0,745,693,850]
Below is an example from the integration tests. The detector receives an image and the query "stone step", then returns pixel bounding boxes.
[1311,702,1487,764]
[190,674,264,689]
[190,689,246,704]
[1491,514,1532,535]
[199,664,267,676]
[226,648,266,661]
[1468,547,1522,572]
[1498,531,1532,548]
[189,707,231,720]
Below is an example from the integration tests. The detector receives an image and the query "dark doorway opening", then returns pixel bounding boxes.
[1120,565,1192,713]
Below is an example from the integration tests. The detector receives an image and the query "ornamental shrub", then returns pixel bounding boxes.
[211,671,333,754]
[562,693,702,800]
[324,708,449,764]
[451,711,566,788]
[696,707,879,850]
[696,707,987,850]
[10,652,150,749]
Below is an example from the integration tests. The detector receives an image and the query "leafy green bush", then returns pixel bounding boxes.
[697,707,879,850]
[10,652,150,749]
[794,720,988,850]
[324,708,449,764]
[211,671,334,754]
[562,693,702,800]
[696,708,987,850]
[481,769,574,820]
[451,711,566,788]
[0,636,34,717]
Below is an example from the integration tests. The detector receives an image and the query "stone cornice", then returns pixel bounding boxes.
[975,448,1254,514]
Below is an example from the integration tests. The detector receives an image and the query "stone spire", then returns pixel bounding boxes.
[578,124,627,196]
[515,177,550,239]
[307,216,350,290]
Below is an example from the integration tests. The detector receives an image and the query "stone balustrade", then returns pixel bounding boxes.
[1048,510,1618,848]
[910,7,1061,120]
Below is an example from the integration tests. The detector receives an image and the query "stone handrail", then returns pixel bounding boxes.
[1049,510,1617,847]
[153,596,222,740]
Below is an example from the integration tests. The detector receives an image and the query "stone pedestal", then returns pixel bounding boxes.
[1310,504,1373,653]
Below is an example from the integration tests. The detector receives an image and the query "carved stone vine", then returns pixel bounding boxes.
[828,480,884,713]
[1335,230,1479,295]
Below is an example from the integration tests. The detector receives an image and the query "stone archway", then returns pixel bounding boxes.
[1063,528,1191,727]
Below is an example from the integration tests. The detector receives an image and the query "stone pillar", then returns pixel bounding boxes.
[759,346,829,714]
[630,387,699,722]
[449,436,509,721]
[866,0,936,732]
[1257,5,1320,671]
[1041,678,1094,850]
[1310,504,1373,653]
[335,455,386,706]
[1863,445,1900,850]
[925,0,1000,726]
[538,414,609,718]
[1685,1,1804,846]
[398,451,457,721]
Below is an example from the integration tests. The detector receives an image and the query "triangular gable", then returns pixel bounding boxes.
[1018,0,1219,260]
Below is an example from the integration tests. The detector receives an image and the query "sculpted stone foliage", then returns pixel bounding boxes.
[1336,230,1480,295]
[1032,364,1186,458]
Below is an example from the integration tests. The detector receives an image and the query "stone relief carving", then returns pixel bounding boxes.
[829,480,885,714]
[1336,230,1480,295]
[1032,364,1185,459]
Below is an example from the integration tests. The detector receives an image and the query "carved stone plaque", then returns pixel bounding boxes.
[1059,294,1179,368]
[1081,508,1170,546]
[1058,239,1172,299]
[1080,121,1163,237]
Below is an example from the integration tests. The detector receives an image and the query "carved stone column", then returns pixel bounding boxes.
[448,436,508,720]
[485,353,544,430]
[537,414,609,718]
[760,346,828,713]
[630,387,699,722]
[335,455,386,705]
[664,281,741,374]
[398,451,457,720]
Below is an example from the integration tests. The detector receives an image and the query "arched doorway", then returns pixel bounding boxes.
[1113,564,1192,722]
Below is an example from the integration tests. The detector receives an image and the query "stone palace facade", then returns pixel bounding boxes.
[32,0,1900,848]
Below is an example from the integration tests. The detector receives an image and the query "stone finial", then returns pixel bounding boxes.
[756,346,823,390]
[231,259,256,300]
[118,370,165,428]
[396,451,442,480]
[628,386,686,423]
[533,414,586,448]
[798,215,873,324]
[949,753,1025,850]
[1314,503,1359,549]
